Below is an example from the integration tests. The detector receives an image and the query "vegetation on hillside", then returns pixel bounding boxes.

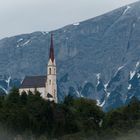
[0,88,140,140]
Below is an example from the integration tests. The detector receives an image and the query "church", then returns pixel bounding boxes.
[19,34,57,103]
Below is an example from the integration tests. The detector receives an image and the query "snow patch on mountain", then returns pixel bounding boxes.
[96,99,101,106]
[106,92,111,98]
[113,65,124,77]
[17,40,31,48]
[41,31,49,35]
[133,23,136,28]
[76,90,81,97]
[17,38,23,43]
[81,94,84,98]
[136,61,140,68]
[16,45,20,48]
[130,71,136,80]
[123,5,131,15]
[5,76,11,89]
[104,83,108,89]
[118,65,124,71]
[104,82,110,98]
[129,94,134,99]
[96,73,101,79]
[97,99,106,107]
[137,73,140,78]
[96,73,101,86]
[128,84,132,90]
[100,100,106,107]
[73,22,80,26]
[0,85,8,94]
[22,40,31,46]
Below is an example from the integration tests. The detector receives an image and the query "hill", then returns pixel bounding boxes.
[1,1,140,110]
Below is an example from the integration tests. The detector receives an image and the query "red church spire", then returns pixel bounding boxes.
[49,34,55,62]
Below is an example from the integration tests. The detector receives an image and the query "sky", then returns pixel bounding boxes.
[0,0,138,38]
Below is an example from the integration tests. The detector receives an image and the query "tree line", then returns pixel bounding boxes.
[0,88,140,140]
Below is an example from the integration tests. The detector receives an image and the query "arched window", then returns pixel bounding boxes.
[49,68,51,74]
[49,80,51,85]
[54,68,56,74]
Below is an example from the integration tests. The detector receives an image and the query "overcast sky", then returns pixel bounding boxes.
[0,0,138,38]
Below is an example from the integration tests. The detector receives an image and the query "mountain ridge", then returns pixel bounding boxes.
[1,1,140,110]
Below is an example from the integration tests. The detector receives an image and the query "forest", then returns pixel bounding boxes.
[0,88,140,140]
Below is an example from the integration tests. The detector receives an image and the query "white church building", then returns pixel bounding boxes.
[19,34,57,103]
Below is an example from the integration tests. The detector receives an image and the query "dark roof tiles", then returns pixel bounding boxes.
[20,76,46,88]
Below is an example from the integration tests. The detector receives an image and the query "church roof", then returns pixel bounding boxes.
[20,76,46,88]
[49,34,55,62]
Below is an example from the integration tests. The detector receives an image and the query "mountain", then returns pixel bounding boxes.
[0,1,140,110]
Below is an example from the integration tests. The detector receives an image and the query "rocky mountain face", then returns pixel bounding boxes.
[0,1,140,110]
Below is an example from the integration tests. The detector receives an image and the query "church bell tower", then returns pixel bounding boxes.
[46,34,57,103]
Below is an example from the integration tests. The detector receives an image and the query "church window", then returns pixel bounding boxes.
[54,68,56,74]
[49,80,51,85]
[49,68,51,74]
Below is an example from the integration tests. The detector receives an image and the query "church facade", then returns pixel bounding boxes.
[19,34,57,103]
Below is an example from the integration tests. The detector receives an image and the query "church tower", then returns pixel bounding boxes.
[46,34,57,103]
